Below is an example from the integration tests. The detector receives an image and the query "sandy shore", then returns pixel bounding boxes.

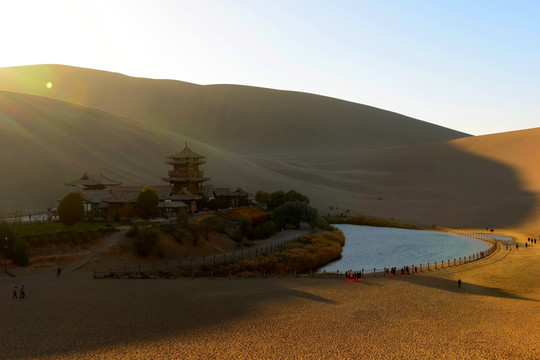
[1,234,539,360]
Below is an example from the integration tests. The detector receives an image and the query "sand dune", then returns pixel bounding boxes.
[0,64,469,156]
[1,65,540,233]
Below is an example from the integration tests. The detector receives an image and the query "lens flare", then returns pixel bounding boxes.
[46,82,53,89]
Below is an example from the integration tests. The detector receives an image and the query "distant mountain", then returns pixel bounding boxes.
[0,64,470,156]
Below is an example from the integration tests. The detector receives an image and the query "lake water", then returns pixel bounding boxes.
[319,224,490,272]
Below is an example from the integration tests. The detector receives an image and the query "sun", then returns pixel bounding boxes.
[46,81,53,89]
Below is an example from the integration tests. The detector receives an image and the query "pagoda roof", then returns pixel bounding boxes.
[65,172,122,187]
[166,141,206,160]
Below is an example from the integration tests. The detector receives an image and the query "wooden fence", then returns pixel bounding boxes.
[93,237,299,279]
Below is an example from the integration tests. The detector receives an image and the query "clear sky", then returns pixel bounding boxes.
[1,0,539,135]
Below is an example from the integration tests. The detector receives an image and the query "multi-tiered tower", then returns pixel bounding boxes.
[163,141,210,195]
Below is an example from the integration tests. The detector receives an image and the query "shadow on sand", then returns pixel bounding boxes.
[409,275,538,302]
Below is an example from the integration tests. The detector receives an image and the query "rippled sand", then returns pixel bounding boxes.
[1,239,539,359]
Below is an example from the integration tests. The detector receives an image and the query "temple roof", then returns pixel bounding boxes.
[78,185,172,204]
[214,187,250,198]
[166,141,206,160]
[65,172,122,187]
[167,187,202,201]
[78,189,112,203]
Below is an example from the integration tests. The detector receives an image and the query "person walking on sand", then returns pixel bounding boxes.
[457,279,462,288]
[20,285,25,299]
[57,267,61,277]
[12,286,17,299]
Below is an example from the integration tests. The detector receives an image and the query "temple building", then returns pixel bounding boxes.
[163,141,212,213]
[163,141,210,195]
[63,142,250,218]
[64,173,181,217]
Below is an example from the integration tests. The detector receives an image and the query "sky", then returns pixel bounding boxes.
[1,0,539,135]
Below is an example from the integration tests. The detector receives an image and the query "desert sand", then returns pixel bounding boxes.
[1,231,538,359]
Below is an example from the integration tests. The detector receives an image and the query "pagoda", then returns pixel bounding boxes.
[163,141,210,196]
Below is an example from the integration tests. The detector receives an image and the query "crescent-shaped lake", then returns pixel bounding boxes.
[319,224,490,272]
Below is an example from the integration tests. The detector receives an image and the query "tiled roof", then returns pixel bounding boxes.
[79,185,173,204]
[166,141,206,160]
[65,172,122,187]
[158,201,188,208]
[167,187,202,201]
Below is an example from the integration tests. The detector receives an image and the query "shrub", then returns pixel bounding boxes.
[133,228,160,257]
[126,225,139,238]
[173,228,189,243]
[247,220,279,240]
[11,238,30,266]
[0,222,29,266]
[231,229,243,243]
[238,217,251,236]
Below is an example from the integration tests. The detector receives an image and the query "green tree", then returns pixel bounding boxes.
[274,201,318,229]
[283,190,309,204]
[255,190,270,204]
[58,192,85,228]
[136,186,159,219]
[268,190,285,210]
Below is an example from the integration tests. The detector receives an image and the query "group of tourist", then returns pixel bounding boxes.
[12,285,25,299]
[385,266,418,278]
[346,266,422,281]
[345,270,362,281]
[507,238,536,251]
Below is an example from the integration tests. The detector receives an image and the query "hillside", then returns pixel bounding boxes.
[0,90,334,214]
[273,130,540,229]
[0,64,469,156]
[1,65,540,232]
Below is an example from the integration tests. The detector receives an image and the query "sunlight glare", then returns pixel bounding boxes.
[46,81,53,89]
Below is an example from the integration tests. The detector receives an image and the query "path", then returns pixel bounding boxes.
[71,226,130,271]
